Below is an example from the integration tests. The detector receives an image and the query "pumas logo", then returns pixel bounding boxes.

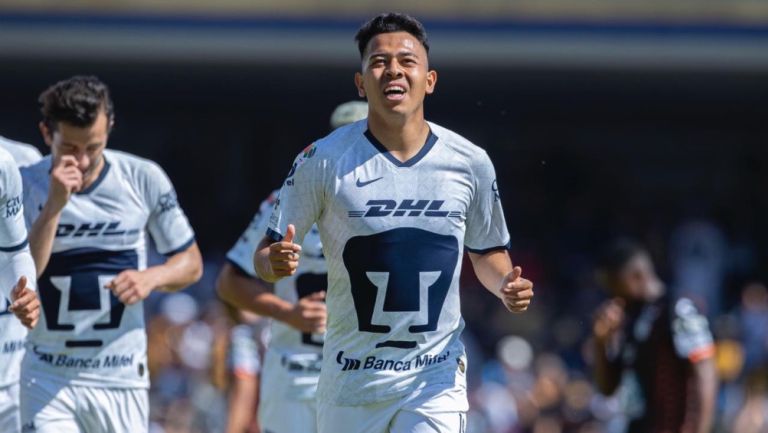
[56,222,139,238]
[343,228,459,349]
[348,200,461,218]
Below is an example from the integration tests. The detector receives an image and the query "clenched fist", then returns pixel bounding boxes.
[500,266,534,313]
[9,276,40,329]
[268,224,302,278]
[593,298,625,342]
[48,155,83,212]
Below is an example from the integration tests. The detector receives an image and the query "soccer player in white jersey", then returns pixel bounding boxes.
[217,100,367,433]
[0,136,43,168]
[254,13,535,433]
[0,146,41,433]
[19,76,203,433]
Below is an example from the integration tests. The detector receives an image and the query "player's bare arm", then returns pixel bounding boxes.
[254,223,302,283]
[8,276,40,329]
[217,263,326,334]
[28,155,83,276]
[106,242,203,305]
[468,249,534,313]
[689,357,718,433]
[224,368,259,433]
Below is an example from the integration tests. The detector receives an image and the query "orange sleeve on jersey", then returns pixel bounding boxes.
[689,344,716,363]
[232,368,258,379]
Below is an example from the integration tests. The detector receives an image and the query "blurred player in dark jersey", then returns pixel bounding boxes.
[592,240,717,433]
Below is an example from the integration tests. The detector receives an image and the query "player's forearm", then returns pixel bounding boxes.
[147,243,203,292]
[468,249,513,300]
[0,248,37,298]
[28,203,62,277]
[688,358,718,433]
[216,263,291,320]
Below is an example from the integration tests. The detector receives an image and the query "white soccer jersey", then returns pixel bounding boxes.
[0,136,43,168]
[0,148,37,388]
[20,149,195,388]
[268,120,510,406]
[227,191,325,400]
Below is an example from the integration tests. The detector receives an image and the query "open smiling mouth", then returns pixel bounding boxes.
[384,85,407,100]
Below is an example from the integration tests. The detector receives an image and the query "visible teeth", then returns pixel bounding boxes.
[385,86,405,94]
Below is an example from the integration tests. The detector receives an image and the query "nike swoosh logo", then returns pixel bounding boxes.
[356,177,383,187]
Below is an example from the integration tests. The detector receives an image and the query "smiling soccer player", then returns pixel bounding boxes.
[254,13,534,433]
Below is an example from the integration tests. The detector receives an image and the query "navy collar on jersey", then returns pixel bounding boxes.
[364,128,439,168]
[77,157,111,195]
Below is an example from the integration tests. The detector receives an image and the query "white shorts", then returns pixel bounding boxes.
[19,377,148,433]
[260,396,317,433]
[317,383,467,433]
[0,383,21,433]
[258,350,320,433]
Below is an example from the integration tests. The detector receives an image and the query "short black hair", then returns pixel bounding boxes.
[597,239,648,277]
[39,75,114,131]
[354,13,430,58]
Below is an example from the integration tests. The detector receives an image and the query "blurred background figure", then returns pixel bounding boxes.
[223,309,268,433]
[592,240,717,433]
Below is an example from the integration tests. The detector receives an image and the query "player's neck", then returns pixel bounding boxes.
[367,111,430,163]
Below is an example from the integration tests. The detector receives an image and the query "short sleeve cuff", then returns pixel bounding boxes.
[689,344,716,363]
[162,236,195,257]
[465,240,511,255]
[226,257,257,279]
[0,238,28,252]
[266,228,283,242]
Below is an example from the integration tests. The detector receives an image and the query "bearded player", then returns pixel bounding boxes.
[255,13,533,433]
[20,76,202,433]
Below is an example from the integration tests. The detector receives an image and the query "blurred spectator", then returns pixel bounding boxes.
[737,283,768,373]
[669,220,728,317]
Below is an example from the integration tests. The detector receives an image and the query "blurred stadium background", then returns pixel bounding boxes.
[2,1,768,432]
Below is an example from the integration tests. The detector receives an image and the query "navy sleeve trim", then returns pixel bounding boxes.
[226,258,256,279]
[266,228,283,242]
[465,240,511,255]
[162,236,196,257]
[0,238,28,252]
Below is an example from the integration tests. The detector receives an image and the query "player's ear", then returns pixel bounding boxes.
[354,72,366,98]
[425,69,437,95]
[39,121,53,147]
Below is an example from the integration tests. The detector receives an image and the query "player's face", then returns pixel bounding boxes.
[355,32,436,118]
[41,110,110,186]
[613,253,662,301]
